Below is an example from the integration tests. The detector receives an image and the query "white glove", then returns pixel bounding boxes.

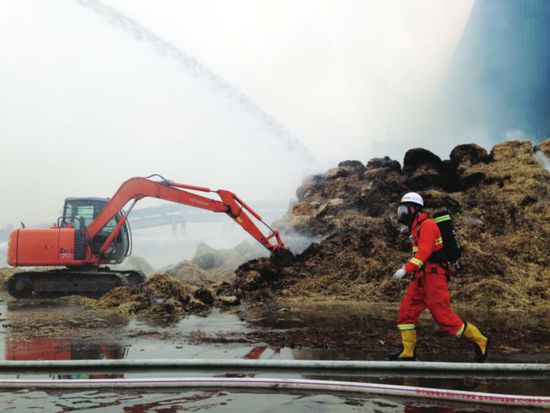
[393,267,407,281]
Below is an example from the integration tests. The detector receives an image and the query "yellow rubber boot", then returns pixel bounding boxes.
[462,322,489,362]
[389,329,416,361]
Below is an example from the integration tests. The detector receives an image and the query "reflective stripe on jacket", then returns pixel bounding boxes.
[404,212,444,274]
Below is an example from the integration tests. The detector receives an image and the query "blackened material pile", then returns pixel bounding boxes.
[80,274,239,322]
[67,243,253,322]
[236,140,550,311]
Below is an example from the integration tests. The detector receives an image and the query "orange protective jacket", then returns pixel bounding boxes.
[404,212,444,274]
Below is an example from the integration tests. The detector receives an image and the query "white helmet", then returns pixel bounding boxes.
[397,192,423,225]
[400,192,424,207]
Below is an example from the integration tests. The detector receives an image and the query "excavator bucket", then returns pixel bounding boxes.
[270,248,294,267]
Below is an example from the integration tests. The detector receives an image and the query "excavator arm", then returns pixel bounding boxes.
[86,175,288,263]
[6,175,292,298]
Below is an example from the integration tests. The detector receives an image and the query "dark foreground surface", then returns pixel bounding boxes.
[0,294,548,412]
[2,388,546,413]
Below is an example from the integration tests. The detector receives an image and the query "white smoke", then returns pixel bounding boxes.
[533,146,550,172]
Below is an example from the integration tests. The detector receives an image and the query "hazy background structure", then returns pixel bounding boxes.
[438,0,550,142]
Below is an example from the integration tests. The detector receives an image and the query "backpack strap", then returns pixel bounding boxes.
[418,215,448,266]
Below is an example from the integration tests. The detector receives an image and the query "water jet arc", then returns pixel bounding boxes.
[75,0,315,162]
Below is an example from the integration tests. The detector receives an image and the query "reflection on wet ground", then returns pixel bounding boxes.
[5,339,127,361]
[0,389,441,413]
[0,296,548,412]
[0,388,543,413]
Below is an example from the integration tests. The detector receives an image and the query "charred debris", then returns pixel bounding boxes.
[236,140,550,312]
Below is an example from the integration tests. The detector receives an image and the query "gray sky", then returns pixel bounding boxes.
[0,0,474,227]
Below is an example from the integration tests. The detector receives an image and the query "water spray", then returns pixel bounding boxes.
[75,0,316,164]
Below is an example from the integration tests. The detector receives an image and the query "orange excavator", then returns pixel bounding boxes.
[7,175,291,298]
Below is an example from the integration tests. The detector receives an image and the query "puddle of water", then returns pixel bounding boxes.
[0,388,536,413]
[0,297,548,412]
[122,308,251,338]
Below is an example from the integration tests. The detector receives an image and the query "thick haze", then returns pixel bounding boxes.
[0,0,474,227]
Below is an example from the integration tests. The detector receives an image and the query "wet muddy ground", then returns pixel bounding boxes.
[239,300,550,363]
[1,294,549,363]
[5,389,533,413]
[0,292,549,412]
[1,295,548,363]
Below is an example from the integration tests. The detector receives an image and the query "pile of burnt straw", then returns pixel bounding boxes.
[234,140,550,311]
[63,242,262,322]
[81,274,240,322]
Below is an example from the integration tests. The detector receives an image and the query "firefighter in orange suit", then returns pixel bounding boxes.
[390,192,489,362]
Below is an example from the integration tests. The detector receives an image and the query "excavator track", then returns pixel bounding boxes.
[7,269,145,299]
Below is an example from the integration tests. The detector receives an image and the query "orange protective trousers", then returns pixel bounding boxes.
[397,262,464,336]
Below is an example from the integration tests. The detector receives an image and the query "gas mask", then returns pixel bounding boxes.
[397,204,416,226]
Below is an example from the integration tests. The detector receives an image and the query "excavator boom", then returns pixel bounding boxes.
[86,176,286,259]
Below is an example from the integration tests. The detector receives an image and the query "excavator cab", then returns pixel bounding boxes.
[61,197,131,264]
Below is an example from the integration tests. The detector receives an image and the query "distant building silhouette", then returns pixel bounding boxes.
[440,0,550,142]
